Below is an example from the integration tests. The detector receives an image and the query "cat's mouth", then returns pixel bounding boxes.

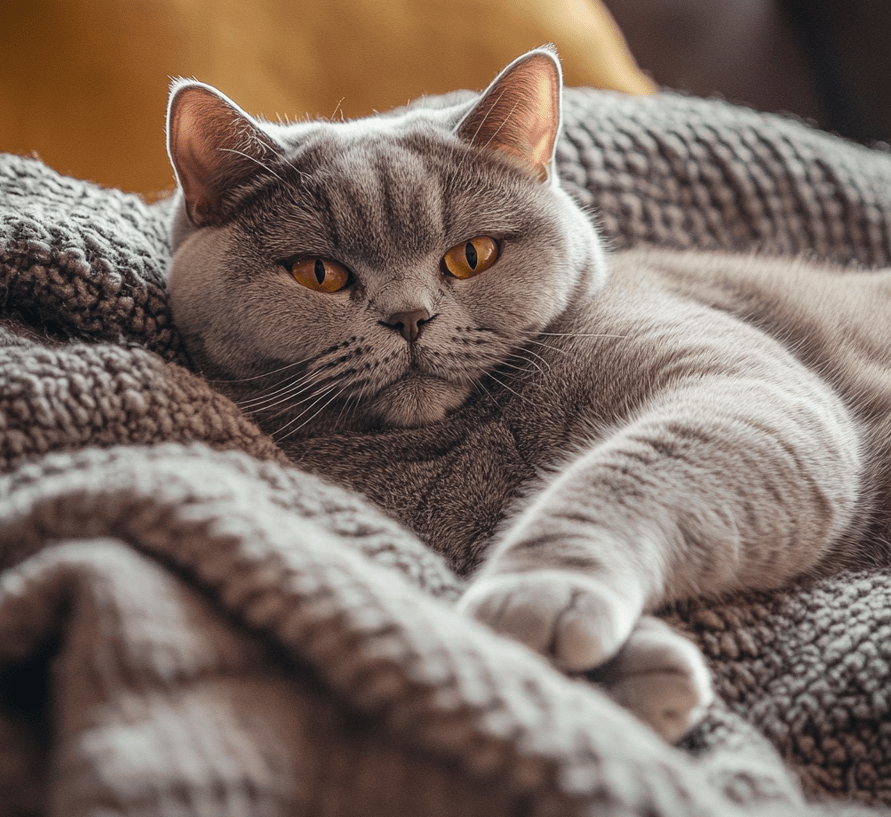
[366,373,472,428]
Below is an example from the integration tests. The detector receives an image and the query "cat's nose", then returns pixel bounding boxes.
[381,308,434,343]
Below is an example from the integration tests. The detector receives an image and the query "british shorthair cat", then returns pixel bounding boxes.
[165,47,891,741]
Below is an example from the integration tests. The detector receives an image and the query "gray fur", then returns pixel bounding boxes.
[166,49,890,741]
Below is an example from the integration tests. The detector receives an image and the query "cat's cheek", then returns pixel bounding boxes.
[368,377,471,428]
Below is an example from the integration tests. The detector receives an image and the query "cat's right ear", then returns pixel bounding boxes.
[456,47,562,184]
[167,80,280,227]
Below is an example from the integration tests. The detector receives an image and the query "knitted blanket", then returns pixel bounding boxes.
[3,89,891,816]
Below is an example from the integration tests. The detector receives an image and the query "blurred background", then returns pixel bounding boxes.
[1,0,888,199]
[601,0,891,147]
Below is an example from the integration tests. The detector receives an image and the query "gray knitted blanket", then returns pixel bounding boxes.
[2,89,891,817]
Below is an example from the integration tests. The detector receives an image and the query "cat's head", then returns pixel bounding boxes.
[166,47,607,435]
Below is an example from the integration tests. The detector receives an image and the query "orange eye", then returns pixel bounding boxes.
[290,257,351,293]
[443,236,500,280]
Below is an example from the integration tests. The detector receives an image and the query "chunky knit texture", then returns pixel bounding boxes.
[3,89,891,816]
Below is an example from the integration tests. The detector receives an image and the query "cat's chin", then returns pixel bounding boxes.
[369,376,471,429]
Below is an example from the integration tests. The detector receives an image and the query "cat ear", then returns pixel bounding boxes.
[456,47,562,183]
[167,80,281,226]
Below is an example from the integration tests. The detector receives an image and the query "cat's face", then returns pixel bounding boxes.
[167,48,607,435]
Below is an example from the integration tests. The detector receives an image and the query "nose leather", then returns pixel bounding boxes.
[383,308,433,343]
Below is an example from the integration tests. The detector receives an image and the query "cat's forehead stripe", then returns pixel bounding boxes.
[323,140,444,262]
[234,128,458,257]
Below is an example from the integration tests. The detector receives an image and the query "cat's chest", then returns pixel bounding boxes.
[281,405,543,574]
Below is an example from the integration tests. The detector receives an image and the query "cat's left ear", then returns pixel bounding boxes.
[456,47,562,184]
[167,79,281,227]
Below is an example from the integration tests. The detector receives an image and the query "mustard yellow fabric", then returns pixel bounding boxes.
[0,0,654,197]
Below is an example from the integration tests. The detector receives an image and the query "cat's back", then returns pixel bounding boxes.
[616,248,891,419]
[504,249,849,450]
[610,247,891,560]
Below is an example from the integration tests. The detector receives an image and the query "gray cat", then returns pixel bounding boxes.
[165,47,891,742]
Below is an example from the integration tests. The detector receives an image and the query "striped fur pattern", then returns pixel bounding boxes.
[166,49,891,742]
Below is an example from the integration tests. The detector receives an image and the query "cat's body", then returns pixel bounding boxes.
[165,49,891,742]
[275,248,891,577]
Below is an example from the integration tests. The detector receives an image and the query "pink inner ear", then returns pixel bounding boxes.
[168,84,278,226]
[526,64,560,174]
[458,51,561,183]
[169,88,234,222]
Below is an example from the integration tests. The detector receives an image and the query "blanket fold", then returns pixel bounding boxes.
[0,445,808,817]
[3,89,891,816]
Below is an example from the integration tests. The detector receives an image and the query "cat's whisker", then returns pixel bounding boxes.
[523,337,571,356]
[208,355,317,384]
[454,89,509,175]
[475,377,501,410]
[270,379,346,437]
[335,388,365,431]
[470,90,506,144]
[537,332,628,339]
[330,376,378,431]
[275,381,353,440]
[506,348,550,376]
[239,360,372,417]
[250,372,358,423]
[498,358,539,377]
[246,353,364,394]
[481,99,521,154]
[333,392,357,431]
[516,332,627,362]
[486,372,539,407]
[238,375,319,410]
[238,368,335,412]
[241,384,324,416]
[515,348,552,374]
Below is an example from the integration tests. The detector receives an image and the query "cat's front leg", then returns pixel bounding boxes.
[458,469,671,673]
[598,615,713,743]
[459,571,712,741]
[455,498,707,744]
[459,563,647,671]
[459,364,861,739]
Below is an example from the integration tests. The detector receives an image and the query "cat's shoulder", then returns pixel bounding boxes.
[609,245,888,299]
[608,246,891,330]
[536,247,827,388]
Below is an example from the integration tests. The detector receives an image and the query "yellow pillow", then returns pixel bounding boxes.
[0,0,653,197]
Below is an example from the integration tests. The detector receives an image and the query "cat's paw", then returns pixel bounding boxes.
[596,616,713,743]
[457,570,638,671]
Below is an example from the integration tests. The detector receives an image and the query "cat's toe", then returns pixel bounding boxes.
[597,616,713,743]
[457,570,637,671]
